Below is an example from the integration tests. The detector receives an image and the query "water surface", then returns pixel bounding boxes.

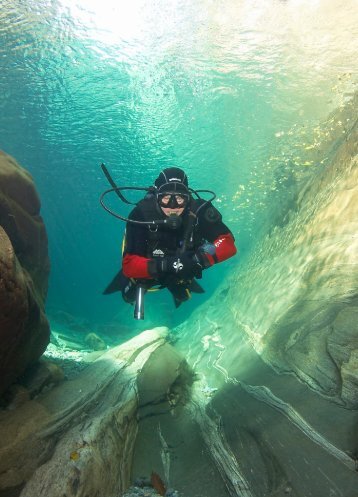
[0,0,357,327]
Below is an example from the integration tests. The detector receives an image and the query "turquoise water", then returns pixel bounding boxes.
[0,0,357,331]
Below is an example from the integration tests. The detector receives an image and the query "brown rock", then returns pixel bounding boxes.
[0,151,49,297]
[20,360,65,399]
[0,151,50,396]
[5,385,31,410]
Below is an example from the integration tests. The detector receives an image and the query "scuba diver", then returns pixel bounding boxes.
[100,165,237,319]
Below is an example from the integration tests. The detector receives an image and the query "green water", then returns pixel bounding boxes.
[0,0,357,331]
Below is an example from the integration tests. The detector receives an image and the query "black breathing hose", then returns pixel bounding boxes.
[99,163,216,229]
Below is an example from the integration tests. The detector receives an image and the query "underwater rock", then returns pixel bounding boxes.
[260,118,358,409]
[121,483,181,497]
[131,361,229,497]
[341,349,358,407]
[0,359,65,410]
[0,151,50,397]
[0,328,192,497]
[4,385,31,410]
[20,360,65,397]
[172,101,358,497]
[49,309,91,333]
[328,306,358,406]
[0,151,49,297]
[51,329,89,351]
[84,332,107,350]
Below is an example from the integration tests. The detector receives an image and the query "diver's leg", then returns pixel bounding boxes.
[167,281,192,308]
[103,269,128,294]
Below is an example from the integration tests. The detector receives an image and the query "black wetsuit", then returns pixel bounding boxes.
[104,194,235,306]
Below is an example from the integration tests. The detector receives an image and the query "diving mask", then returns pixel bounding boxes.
[157,192,190,209]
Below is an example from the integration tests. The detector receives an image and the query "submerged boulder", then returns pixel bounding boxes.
[0,151,50,397]
[0,328,193,497]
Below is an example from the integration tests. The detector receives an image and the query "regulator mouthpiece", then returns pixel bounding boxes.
[165,214,182,230]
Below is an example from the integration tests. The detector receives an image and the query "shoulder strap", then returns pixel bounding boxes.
[180,199,201,253]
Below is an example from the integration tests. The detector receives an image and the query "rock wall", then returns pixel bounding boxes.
[233,110,358,408]
[0,151,50,396]
[172,101,358,496]
[175,100,358,404]
[267,121,357,406]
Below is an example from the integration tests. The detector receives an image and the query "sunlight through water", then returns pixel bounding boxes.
[0,0,357,324]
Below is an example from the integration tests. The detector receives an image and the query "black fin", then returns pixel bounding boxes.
[189,279,205,294]
[173,297,183,308]
[167,284,190,307]
[103,270,128,295]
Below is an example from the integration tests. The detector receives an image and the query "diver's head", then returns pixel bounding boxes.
[154,167,190,217]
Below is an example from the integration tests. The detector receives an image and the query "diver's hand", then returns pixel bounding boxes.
[148,254,202,279]
[194,243,216,269]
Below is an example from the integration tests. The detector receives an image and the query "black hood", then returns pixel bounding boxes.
[154,167,189,193]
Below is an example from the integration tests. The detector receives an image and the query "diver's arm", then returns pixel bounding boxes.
[197,202,237,266]
[209,232,237,264]
[122,253,152,279]
[121,206,153,279]
[197,232,237,267]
